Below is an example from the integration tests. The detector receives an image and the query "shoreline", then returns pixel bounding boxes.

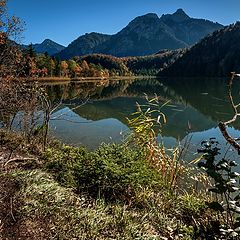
[18,75,157,83]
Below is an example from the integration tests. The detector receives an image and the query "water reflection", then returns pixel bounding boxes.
[46,78,240,158]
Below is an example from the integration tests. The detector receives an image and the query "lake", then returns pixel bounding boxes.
[45,77,240,159]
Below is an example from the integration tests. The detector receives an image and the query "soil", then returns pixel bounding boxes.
[0,148,51,240]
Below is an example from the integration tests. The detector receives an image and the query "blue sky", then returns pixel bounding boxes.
[8,0,240,46]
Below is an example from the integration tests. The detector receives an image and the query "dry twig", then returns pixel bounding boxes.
[218,72,240,154]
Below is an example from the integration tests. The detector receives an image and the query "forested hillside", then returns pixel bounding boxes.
[160,22,240,77]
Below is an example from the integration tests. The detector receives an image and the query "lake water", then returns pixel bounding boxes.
[45,77,240,159]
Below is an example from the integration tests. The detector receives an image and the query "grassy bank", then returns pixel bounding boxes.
[0,129,218,240]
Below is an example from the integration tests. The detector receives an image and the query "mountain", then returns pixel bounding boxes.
[159,22,240,77]
[55,33,111,59]
[95,12,188,57]
[160,9,223,46]
[22,39,65,56]
[56,9,223,59]
[33,39,65,55]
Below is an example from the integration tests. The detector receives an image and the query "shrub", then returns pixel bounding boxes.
[198,138,240,239]
[46,144,161,202]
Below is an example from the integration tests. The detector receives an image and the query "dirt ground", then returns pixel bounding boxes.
[0,148,50,240]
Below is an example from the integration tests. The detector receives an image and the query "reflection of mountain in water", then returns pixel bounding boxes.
[163,77,238,125]
[72,98,215,140]
[46,77,235,141]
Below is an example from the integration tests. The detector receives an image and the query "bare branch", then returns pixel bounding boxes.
[218,121,240,154]
[50,97,89,120]
[4,157,37,166]
[218,72,240,154]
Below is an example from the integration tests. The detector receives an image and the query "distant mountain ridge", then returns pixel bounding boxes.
[55,9,223,59]
[56,33,111,59]
[160,22,240,77]
[22,39,65,56]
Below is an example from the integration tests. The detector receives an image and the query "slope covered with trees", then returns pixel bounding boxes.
[20,48,183,79]
[75,50,184,77]
[124,49,186,75]
[160,22,240,77]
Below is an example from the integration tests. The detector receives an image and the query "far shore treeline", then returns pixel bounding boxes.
[17,47,184,79]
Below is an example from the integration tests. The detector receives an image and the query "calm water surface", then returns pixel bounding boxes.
[45,77,240,159]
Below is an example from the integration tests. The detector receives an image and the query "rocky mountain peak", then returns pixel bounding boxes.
[142,13,159,19]
[128,13,159,26]
[174,8,189,17]
[42,39,53,44]
[31,39,65,55]
[161,8,190,22]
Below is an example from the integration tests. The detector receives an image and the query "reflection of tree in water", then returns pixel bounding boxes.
[163,77,240,127]
[46,78,229,140]
[45,78,181,103]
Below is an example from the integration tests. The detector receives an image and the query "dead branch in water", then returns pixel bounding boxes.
[218,72,240,154]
